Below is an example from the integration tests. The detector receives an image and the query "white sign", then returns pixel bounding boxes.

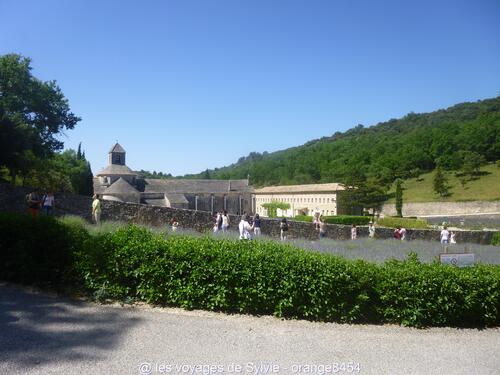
[440,253,475,268]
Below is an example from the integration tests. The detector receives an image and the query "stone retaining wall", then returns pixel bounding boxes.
[0,184,495,244]
[381,200,500,217]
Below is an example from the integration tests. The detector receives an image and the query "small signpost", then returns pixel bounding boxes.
[439,253,475,267]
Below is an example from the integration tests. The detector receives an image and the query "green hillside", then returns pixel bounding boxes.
[183,97,500,189]
[388,163,500,203]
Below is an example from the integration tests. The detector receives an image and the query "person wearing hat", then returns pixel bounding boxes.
[368,221,375,238]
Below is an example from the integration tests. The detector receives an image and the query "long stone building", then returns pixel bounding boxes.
[254,183,348,217]
[93,144,253,214]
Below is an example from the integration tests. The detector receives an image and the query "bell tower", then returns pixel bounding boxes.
[109,143,126,166]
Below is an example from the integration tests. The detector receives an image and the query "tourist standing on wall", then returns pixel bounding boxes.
[222,211,230,232]
[26,189,42,218]
[239,215,253,240]
[280,218,289,241]
[253,214,261,236]
[42,191,55,216]
[368,221,375,238]
[318,216,327,239]
[92,194,101,225]
[351,224,357,240]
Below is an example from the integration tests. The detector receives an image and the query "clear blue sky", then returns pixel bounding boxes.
[1,0,499,176]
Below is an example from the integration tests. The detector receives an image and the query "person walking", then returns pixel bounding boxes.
[253,213,261,236]
[368,221,375,238]
[238,215,253,240]
[170,217,179,232]
[26,189,42,218]
[221,211,230,233]
[318,216,327,239]
[399,226,407,241]
[280,218,289,241]
[42,191,55,216]
[351,224,357,240]
[92,194,101,225]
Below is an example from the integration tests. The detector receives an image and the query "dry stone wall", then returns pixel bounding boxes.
[382,201,500,217]
[0,184,495,244]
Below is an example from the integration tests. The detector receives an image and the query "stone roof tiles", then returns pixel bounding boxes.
[254,183,345,194]
[109,143,126,153]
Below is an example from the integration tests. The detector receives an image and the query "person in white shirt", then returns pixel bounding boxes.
[42,191,55,216]
[239,215,254,240]
[399,227,407,240]
[222,211,230,233]
[450,231,456,244]
[368,222,375,238]
[440,227,450,244]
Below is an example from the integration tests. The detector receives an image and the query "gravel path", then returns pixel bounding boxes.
[1,283,499,375]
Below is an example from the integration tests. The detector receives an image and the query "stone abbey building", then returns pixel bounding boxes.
[93,144,254,214]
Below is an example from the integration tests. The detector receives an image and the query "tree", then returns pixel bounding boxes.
[460,151,485,181]
[395,178,403,217]
[0,54,80,180]
[262,201,291,218]
[433,166,450,197]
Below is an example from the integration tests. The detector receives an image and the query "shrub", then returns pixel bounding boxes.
[292,215,370,225]
[377,216,428,229]
[0,212,89,288]
[1,213,499,327]
[293,215,313,222]
[492,232,500,246]
[322,215,371,225]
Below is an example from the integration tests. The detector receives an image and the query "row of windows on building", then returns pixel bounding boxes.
[256,206,334,216]
[255,196,336,204]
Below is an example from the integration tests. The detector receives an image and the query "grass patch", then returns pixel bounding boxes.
[377,217,429,229]
[387,164,500,203]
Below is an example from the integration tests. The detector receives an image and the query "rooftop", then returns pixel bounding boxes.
[109,143,126,153]
[254,183,345,194]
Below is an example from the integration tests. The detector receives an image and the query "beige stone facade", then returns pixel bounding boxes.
[253,183,345,217]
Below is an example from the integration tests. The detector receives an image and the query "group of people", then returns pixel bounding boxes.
[393,226,407,240]
[25,189,55,218]
[213,211,232,233]
[440,226,456,245]
[238,213,264,240]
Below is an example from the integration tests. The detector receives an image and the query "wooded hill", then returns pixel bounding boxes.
[183,97,500,188]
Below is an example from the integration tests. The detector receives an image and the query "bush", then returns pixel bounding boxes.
[1,213,499,327]
[377,216,428,229]
[293,215,313,222]
[292,215,370,225]
[0,212,89,288]
[491,232,500,246]
[323,215,371,225]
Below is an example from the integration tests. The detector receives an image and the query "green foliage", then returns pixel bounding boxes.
[377,217,429,229]
[138,170,173,179]
[460,151,486,181]
[0,54,81,180]
[491,232,500,246]
[433,166,450,197]
[183,97,500,188]
[293,215,313,222]
[292,215,370,225]
[395,179,403,217]
[0,212,89,288]
[1,213,499,327]
[262,201,291,218]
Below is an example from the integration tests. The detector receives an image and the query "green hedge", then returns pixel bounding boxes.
[293,215,371,225]
[1,213,499,328]
[377,216,429,229]
[492,232,500,246]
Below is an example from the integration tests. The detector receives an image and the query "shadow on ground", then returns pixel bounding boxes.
[0,283,141,370]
